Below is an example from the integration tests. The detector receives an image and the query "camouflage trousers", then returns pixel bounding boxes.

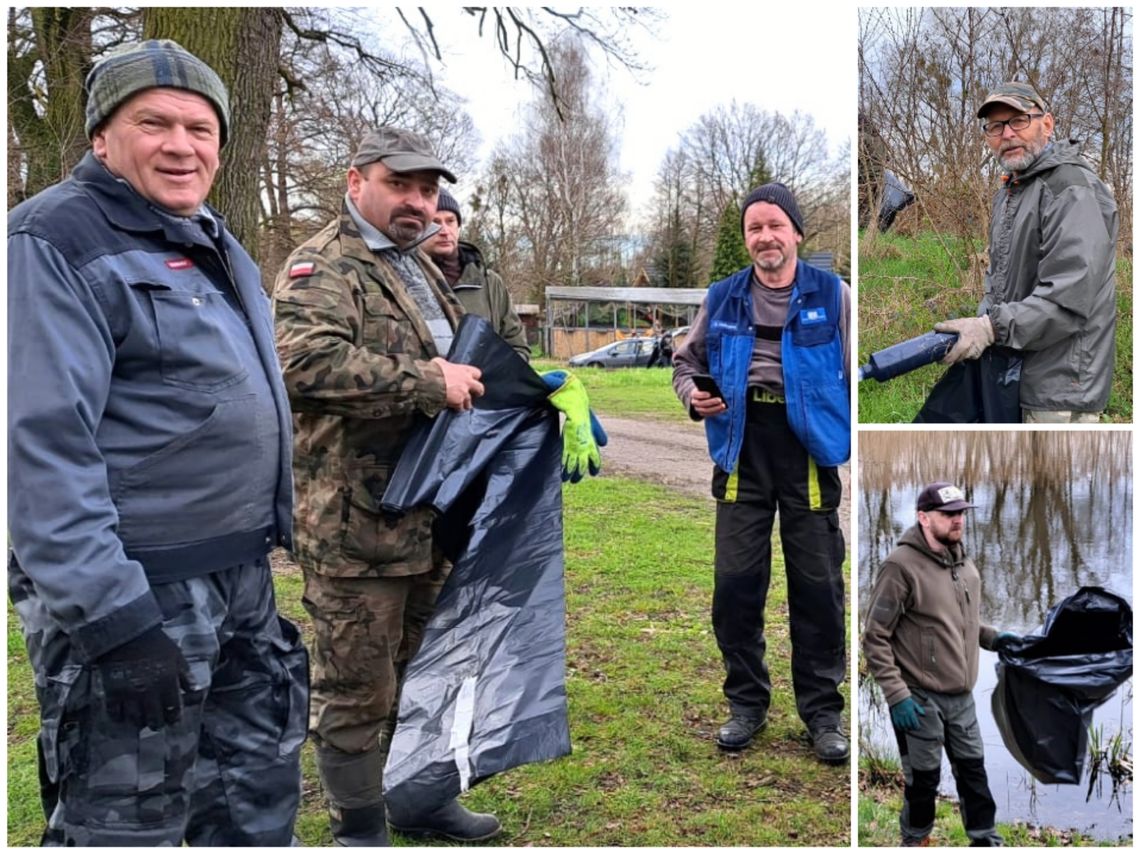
[303,562,449,757]
[10,556,308,846]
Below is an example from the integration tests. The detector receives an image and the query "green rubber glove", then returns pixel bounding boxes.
[541,370,604,483]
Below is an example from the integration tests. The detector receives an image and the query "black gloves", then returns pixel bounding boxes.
[96,624,190,730]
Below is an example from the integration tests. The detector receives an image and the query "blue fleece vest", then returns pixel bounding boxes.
[704,261,849,471]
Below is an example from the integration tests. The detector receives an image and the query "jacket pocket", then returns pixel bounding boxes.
[340,463,433,572]
[362,293,420,355]
[270,616,309,758]
[149,286,249,392]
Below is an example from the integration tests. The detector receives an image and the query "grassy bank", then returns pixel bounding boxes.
[8,475,851,846]
[858,770,1131,847]
[858,230,1133,423]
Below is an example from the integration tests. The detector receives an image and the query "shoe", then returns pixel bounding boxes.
[810,726,850,765]
[902,836,932,847]
[330,804,390,847]
[387,798,502,842]
[716,713,768,750]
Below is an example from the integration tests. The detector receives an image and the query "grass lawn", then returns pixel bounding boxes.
[857,230,1133,423]
[532,358,689,423]
[8,476,851,847]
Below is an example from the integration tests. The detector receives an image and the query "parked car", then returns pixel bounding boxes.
[568,337,658,368]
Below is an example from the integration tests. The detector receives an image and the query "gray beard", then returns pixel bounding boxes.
[387,221,425,246]
[754,250,788,272]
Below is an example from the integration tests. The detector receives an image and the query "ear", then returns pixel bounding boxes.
[92,127,108,160]
[346,166,363,202]
[1042,112,1055,139]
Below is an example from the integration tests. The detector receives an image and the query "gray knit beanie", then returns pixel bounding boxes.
[436,188,462,226]
[740,182,804,237]
[85,39,231,145]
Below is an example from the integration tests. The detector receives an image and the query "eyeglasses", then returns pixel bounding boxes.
[982,113,1045,138]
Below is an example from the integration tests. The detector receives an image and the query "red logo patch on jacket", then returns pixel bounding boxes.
[289,261,316,278]
[165,257,194,270]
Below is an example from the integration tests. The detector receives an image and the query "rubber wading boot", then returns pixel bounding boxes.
[387,798,502,842]
[315,744,389,847]
[330,804,389,847]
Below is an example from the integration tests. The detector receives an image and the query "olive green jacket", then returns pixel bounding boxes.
[862,524,999,705]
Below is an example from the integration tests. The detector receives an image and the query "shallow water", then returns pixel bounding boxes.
[858,432,1133,841]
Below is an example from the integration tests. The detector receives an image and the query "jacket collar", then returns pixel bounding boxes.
[899,523,966,569]
[72,152,226,248]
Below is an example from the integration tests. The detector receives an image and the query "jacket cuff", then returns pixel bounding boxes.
[70,591,164,663]
[414,359,448,417]
[979,624,999,651]
[883,685,912,706]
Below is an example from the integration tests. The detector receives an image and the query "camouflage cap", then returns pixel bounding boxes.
[977,82,1049,119]
[351,126,457,183]
[85,40,231,145]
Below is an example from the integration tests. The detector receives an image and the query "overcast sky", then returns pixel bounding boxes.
[384,7,855,224]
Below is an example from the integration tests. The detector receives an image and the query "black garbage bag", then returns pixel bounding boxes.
[992,587,1133,784]
[380,314,571,817]
[877,170,916,232]
[913,346,1022,423]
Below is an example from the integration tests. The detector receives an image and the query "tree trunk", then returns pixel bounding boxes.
[8,8,93,202]
[144,8,283,257]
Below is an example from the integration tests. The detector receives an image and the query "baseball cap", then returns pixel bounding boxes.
[977,82,1049,119]
[916,482,976,513]
[351,126,457,183]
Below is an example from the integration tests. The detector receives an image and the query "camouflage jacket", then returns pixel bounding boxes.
[273,205,463,577]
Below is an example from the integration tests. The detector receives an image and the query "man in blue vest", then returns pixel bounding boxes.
[673,183,850,764]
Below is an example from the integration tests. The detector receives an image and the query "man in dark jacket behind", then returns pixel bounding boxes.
[423,188,531,361]
[863,482,1018,846]
[7,40,306,846]
[935,81,1117,422]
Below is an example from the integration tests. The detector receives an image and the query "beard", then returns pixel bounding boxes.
[933,528,963,548]
[998,137,1046,171]
[387,207,427,245]
[752,245,788,272]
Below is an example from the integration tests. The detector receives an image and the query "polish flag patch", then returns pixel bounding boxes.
[289,261,316,278]
[165,257,194,270]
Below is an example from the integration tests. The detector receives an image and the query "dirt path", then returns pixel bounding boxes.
[595,413,851,534]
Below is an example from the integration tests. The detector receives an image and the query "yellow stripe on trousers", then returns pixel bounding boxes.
[725,465,739,502]
[808,456,821,510]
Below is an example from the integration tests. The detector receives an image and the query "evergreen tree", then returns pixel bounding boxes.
[709,199,750,281]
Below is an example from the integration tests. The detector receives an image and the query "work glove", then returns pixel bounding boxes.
[540,370,608,483]
[889,696,926,732]
[97,624,191,730]
[994,631,1020,651]
[934,316,994,364]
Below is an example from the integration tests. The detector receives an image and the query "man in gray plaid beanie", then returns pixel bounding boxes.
[85,39,231,144]
[8,38,305,846]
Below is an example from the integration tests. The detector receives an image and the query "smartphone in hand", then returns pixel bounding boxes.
[692,373,724,401]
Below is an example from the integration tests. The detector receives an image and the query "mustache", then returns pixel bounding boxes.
[391,205,427,224]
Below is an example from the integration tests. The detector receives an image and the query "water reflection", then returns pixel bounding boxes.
[858,431,1133,841]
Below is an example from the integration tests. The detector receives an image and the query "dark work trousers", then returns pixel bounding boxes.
[892,687,1002,846]
[710,398,846,731]
[11,556,308,847]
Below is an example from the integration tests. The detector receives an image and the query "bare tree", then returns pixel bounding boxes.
[470,38,629,301]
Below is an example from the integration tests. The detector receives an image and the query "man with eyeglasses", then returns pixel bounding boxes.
[934,81,1117,423]
[863,482,1018,846]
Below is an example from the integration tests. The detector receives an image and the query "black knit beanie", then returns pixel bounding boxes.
[436,188,462,226]
[740,183,804,237]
